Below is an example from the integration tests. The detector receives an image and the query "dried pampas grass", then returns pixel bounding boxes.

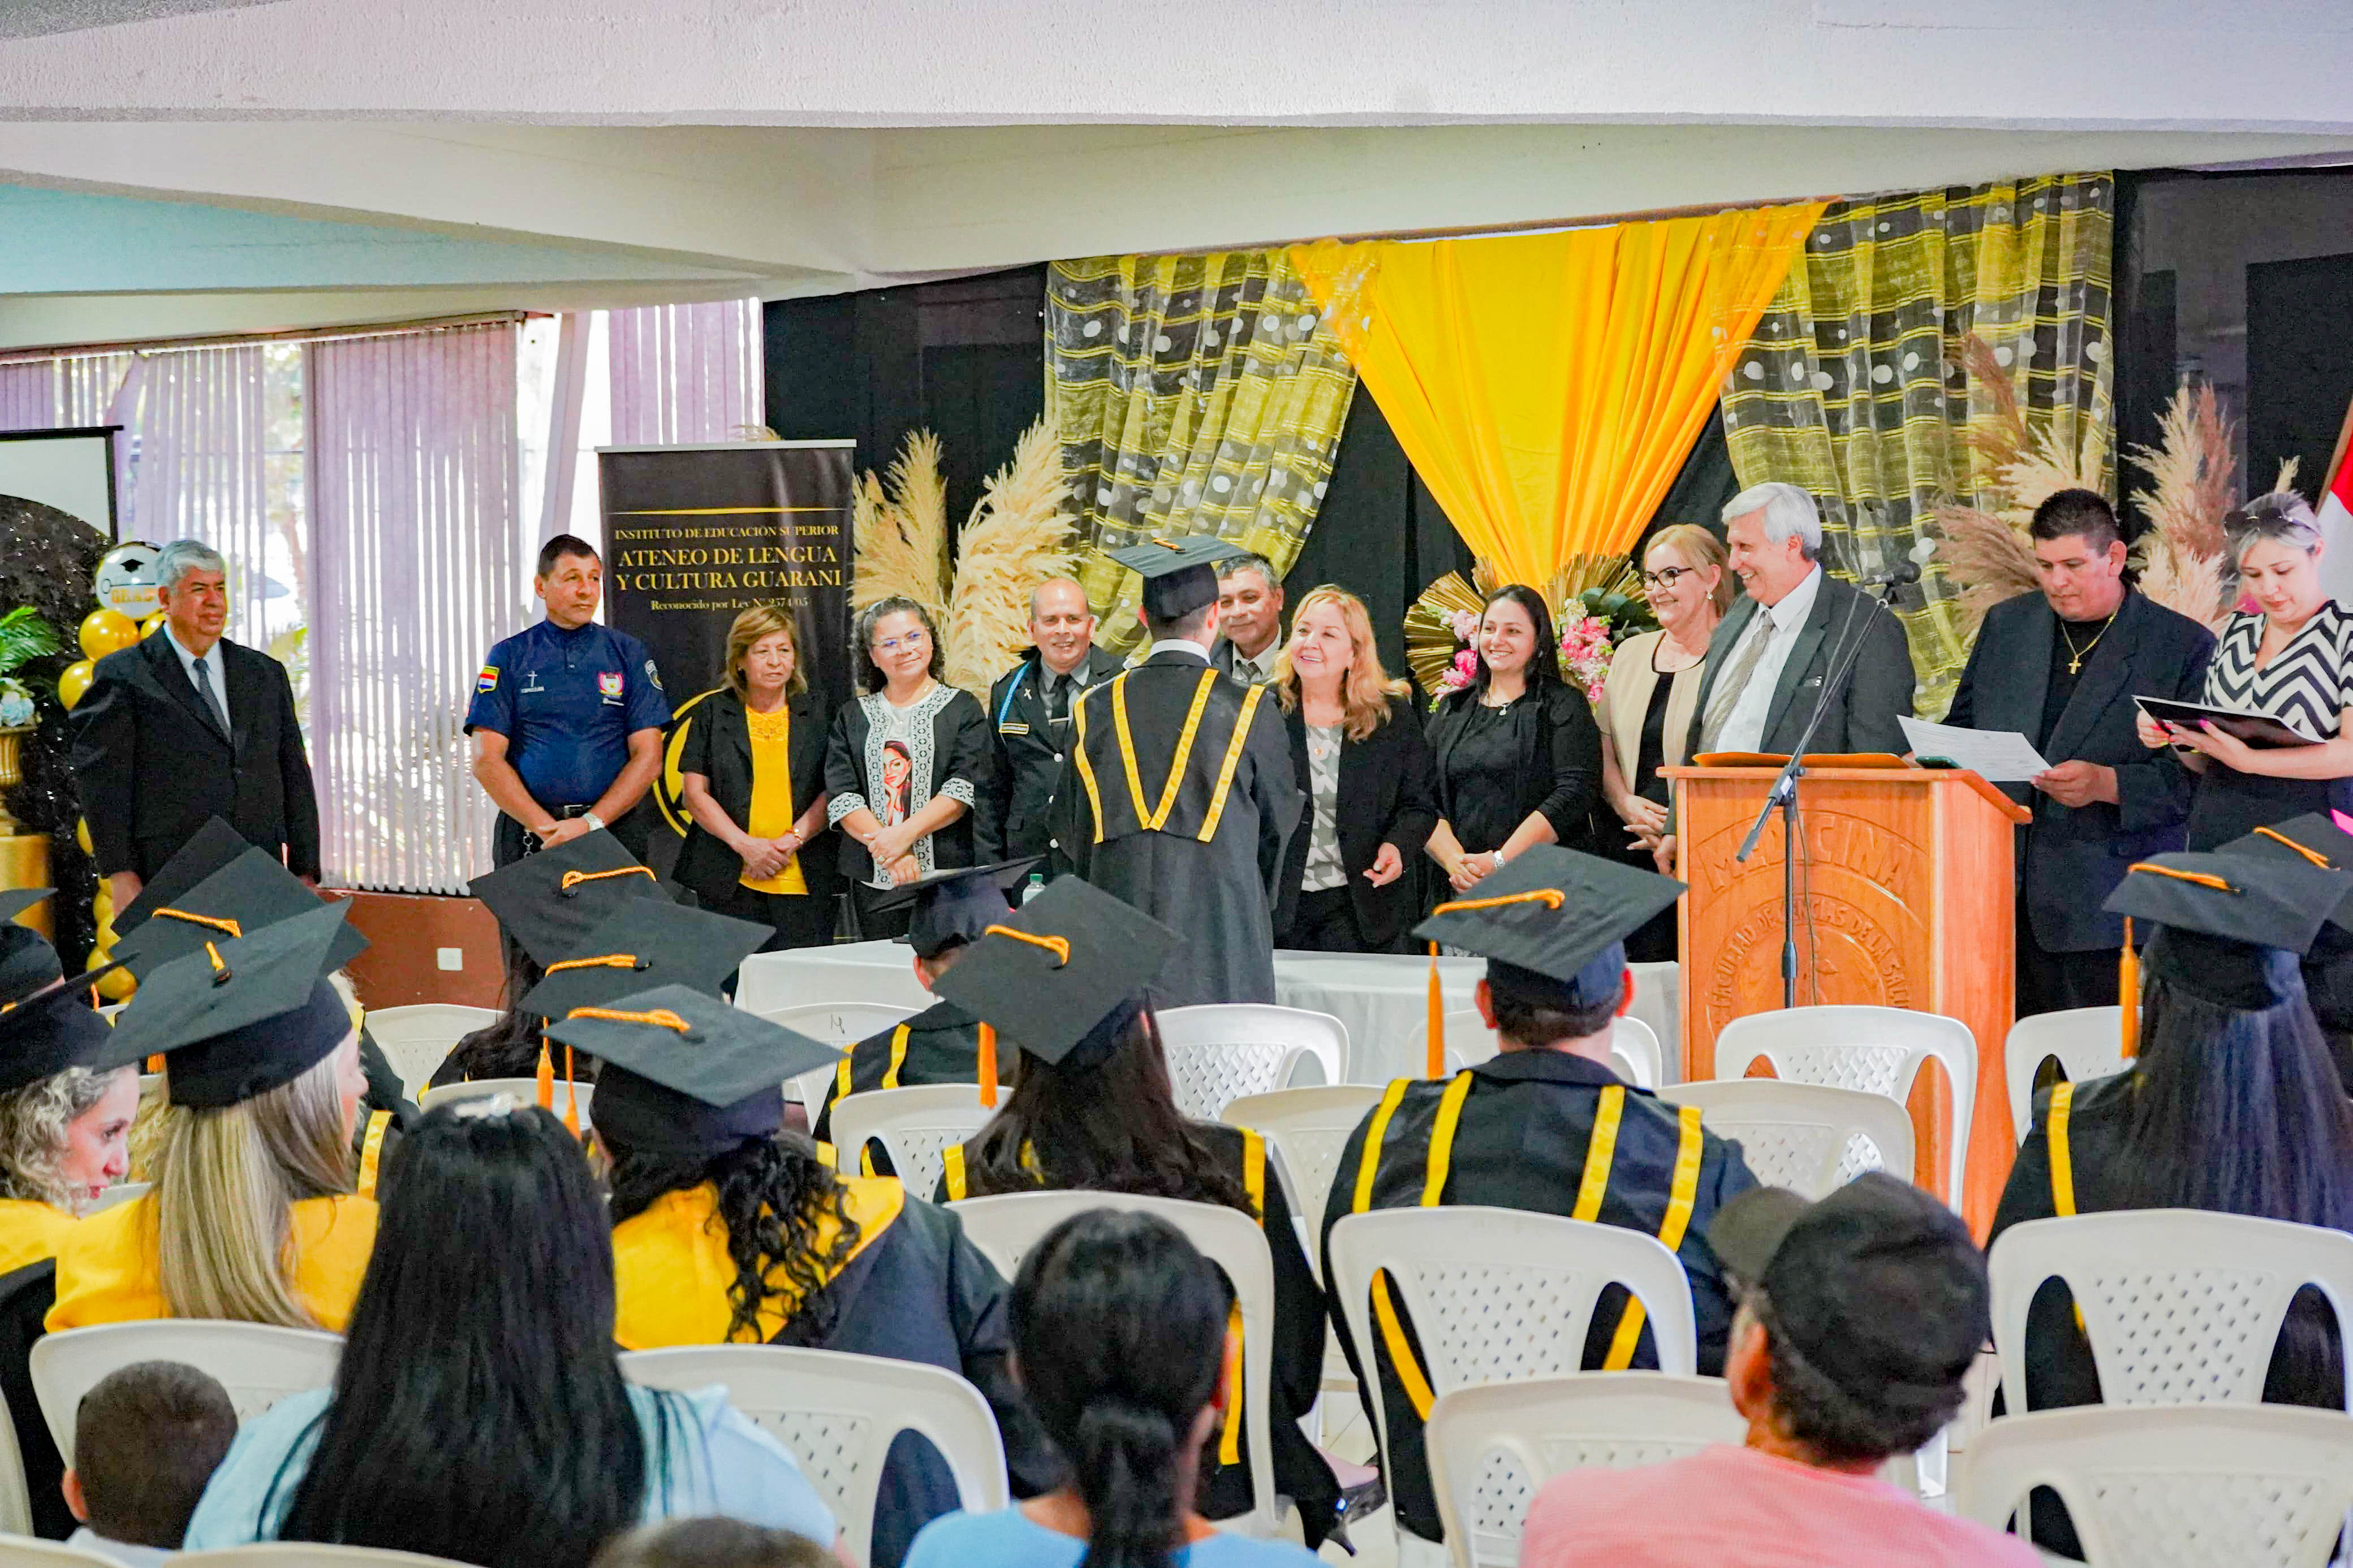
[852,430,950,622]
[2127,385,2234,567]
[1930,503,2042,625]
[945,419,1075,698]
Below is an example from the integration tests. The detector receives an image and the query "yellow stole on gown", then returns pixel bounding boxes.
[0,1198,76,1277]
[46,1192,379,1332]
[611,1176,904,1350]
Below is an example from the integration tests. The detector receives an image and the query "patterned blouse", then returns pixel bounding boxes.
[2203,601,2353,741]
[826,683,978,888]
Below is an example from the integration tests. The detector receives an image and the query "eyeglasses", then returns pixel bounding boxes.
[875,629,930,654]
[1640,566,1695,589]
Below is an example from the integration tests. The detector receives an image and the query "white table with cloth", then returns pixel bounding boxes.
[736,942,1681,1088]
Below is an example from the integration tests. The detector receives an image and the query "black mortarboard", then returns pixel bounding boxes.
[926,875,1179,1068]
[103,904,357,1108]
[869,859,1042,958]
[0,888,53,927]
[0,891,61,1007]
[517,900,771,1020]
[1412,846,1685,1010]
[2102,852,2351,1012]
[0,973,120,1094]
[467,831,672,969]
[108,846,366,983]
[2218,815,2353,931]
[115,818,251,936]
[550,984,838,1159]
[1106,534,1246,621]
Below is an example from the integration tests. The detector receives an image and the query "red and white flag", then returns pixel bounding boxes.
[2319,398,2353,607]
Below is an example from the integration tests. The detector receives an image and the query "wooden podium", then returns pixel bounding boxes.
[1662,763,2030,1232]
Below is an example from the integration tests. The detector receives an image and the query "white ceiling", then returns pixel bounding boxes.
[0,0,2348,349]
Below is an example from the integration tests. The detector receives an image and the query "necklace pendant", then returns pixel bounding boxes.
[2069,656,2082,675]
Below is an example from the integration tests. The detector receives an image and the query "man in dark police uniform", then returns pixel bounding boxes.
[975,576,1120,874]
[1049,535,1301,1007]
[467,534,671,866]
[1322,846,1760,1550]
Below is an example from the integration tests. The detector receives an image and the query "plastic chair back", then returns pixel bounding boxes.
[1218,1085,1384,1281]
[0,1538,145,1566]
[1660,1079,1914,1200]
[826,1083,992,1198]
[416,1077,592,1127]
[87,1182,148,1214]
[362,1004,499,1100]
[31,1321,341,1456]
[948,1190,1282,1534]
[1427,1373,1743,1568]
[1441,1007,1498,1072]
[1989,1210,2353,1414]
[751,1001,918,1112]
[0,1382,29,1536]
[622,1344,1007,1568]
[2003,1007,2127,1144]
[1955,1404,2353,1567]
[1713,1004,1976,1202]
[1154,1004,1348,1119]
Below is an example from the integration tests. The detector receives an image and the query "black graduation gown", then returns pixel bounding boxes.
[0,1260,69,1539]
[810,1000,1011,1157]
[1048,649,1302,1007]
[934,1120,1342,1545]
[1319,1050,1759,1544]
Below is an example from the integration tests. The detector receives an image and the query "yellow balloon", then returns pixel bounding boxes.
[78,608,139,663]
[94,965,135,1003]
[140,613,166,638]
[91,886,113,923]
[92,918,115,949]
[75,817,92,856]
[57,660,94,711]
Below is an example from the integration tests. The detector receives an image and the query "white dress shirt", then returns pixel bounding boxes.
[163,623,230,731]
[1148,637,1214,662]
[1712,565,1822,753]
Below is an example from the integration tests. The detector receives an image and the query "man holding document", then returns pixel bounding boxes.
[1941,490,2214,1014]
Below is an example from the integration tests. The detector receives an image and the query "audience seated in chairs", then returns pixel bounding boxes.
[903,1207,1320,1568]
[183,1099,839,1564]
[0,922,141,1273]
[1522,1176,2037,1568]
[63,1360,237,1567]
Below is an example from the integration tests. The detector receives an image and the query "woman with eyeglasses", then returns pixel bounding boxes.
[2134,493,2353,849]
[1599,525,1731,947]
[825,597,992,938]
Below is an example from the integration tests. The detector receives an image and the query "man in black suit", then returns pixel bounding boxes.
[1208,551,1286,685]
[975,577,1121,874]
[71,539,320,912]
[1946,489,2214,1016]
[1685,483,1916,762]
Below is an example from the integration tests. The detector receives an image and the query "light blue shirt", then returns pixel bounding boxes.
[183,1384,834,1552]
[904,1508,1323,1568]
[163,624,230,732]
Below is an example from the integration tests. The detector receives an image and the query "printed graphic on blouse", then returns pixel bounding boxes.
[2205,602,2353,741]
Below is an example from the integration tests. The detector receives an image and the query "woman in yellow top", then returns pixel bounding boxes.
[675,604,837,952]
[50,903,377,1332]
[0,925,140,1276]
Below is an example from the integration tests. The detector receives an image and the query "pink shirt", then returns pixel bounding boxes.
[1521,1444,2042,1568]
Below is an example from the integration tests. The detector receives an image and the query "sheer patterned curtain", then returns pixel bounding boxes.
[0,362,51,429]
[607,299,763,444]
[309,324,521,892]
[119,346,275,639]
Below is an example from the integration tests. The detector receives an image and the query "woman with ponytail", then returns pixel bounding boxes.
[904,1208,1318,1568]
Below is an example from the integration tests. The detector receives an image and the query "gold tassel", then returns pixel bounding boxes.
[1427,941,1445,1079]
[977,1022,998,1108]
[2119,917,2139,1059]
[562,1042,580,1135]
[537,1030,555,1110]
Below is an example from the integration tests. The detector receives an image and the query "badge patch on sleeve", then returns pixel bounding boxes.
[598,671,624,699]
[644,658,663,692]
[477,665,499,692]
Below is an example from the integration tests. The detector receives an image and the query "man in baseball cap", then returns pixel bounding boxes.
[1519,1174,2040,1567]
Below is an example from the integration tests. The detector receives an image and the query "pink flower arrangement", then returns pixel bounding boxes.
[1431,602,1618,706]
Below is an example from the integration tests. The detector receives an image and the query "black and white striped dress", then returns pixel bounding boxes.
[2185,602,2353,848]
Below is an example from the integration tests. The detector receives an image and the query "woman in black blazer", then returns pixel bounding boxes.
[1423,583,1602,896]
[825,596,992,939]
[1270,587,1440,953]
[675,604,840,951]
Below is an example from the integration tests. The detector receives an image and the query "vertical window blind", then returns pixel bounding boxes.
[607,298,765,444]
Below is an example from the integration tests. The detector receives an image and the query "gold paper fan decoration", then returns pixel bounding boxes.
[1405,553,1653,698]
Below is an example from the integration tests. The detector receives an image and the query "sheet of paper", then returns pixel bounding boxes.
[1898,716,2050,783]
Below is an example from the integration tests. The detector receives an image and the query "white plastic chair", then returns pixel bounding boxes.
[31,1321,342,1456]
[751,1001,917,1116]
[2003,1007,2127,1144]
[622,1344,1007,1568]
[176,1547,480,1566]
[1153,1004,1348,1120]
[0,1537,138,1566]
[1713,1005,1976,1203]
[948,1191,1282,1536]
[1441,1007,1498,1073]
[416,1077,592,1127]
[827,1083,993,1198]
[1988,1210,2353,1414]
[0,1381,30,1536]
[88,1181,147,1213]
[363,1004,499,1101]
[1326,1206,1697,1564]
[1427,1373,1743,1568]
[1441,1009,1662,1090]
[1956,1405,2353,1567]
[1218,1086,1384,1281]
[1659,1079,1914,1200]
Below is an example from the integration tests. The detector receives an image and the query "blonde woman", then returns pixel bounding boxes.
[1601,524,1729,954]
[0,958,140,1274]
[675,603,838,951]
[1271,586,1439,953]
[50,910,376,1331]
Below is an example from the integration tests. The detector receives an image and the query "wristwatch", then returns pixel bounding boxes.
[581,811,605,832]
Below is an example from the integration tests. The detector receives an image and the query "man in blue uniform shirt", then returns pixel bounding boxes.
[466,534,671,865]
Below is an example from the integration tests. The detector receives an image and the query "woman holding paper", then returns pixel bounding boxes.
[2136,493,2353,848]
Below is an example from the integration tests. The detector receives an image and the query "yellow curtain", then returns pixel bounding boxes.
[1046,251,1360,653]
[1291,202,1824,590]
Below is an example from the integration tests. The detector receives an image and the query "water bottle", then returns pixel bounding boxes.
[1023,872,1046,905]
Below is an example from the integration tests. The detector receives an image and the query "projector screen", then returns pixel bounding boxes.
[0,427,116,538]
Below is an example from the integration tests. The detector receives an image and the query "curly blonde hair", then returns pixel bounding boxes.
[0,1066,133,1212]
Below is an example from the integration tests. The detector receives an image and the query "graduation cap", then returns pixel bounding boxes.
[868,859,1042,959]
[103,903,356,1109]
[0,971,120,1095]
[114,818,251,936]
[1105,534,1246,622]
[467,830,672,969]
[2102,852,2352,1052]
[518,900,772,1021]
[0,890,60,1007]
[108,847,367,983]
[1410,846,1685,1077]
[926,874,1180,1104]
[2218,814,2353,930]
[549,984,839,1159]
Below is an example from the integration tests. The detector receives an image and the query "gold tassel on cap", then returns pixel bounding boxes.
[1425,942,1445,1079]
[562,1042,580,1135]
[1424,888,1567,1078]
[976,1023,998,1109]
[2119,916,2139,1059]
[537,1030,555,1111]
